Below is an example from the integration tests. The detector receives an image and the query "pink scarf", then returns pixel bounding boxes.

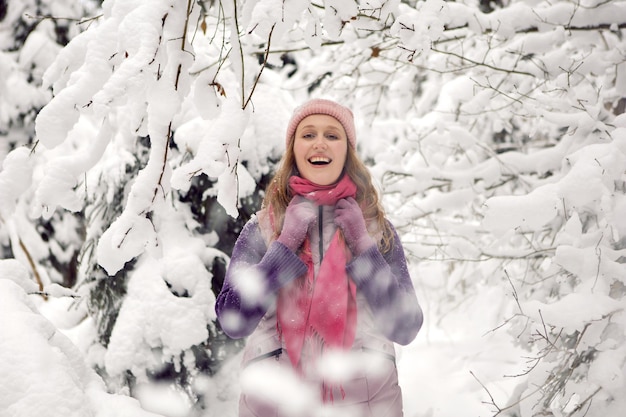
[277,175,358,382]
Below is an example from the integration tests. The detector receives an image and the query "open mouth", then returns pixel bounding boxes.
[309,156,331,166]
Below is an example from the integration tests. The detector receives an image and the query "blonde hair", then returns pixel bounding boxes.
[263,141,393,253]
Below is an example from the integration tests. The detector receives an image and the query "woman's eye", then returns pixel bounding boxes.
[326,134,338,140]
[302,133,315,139]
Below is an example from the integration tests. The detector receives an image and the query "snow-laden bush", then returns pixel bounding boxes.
[0,259,163,417]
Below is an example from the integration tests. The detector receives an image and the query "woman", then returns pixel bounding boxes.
[216,99,423,417]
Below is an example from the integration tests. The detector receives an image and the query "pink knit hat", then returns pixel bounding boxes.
[285,99,356,148]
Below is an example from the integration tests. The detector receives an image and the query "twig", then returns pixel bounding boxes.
[24,13,103,25]
[29,291,81,299]
[18,238,47,300]
[243,24,275,110]
[567,387,601,416]
[470,370,501,413]
[430,46,535,77]
[231,0,245,107]
[505,269,524,315]
[592,233,603,292]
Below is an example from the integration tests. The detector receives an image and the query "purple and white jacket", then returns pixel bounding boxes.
[215,206,423,416]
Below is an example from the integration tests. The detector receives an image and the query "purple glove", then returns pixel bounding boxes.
[334,197,376,256]
[277,196,317,252]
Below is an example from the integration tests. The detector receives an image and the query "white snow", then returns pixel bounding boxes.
[0,260,161,417]
[2,0,626,416]
[0,256,531,417]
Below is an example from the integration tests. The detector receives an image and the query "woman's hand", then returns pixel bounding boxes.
[277,196,317,252]
[334,197,376,256]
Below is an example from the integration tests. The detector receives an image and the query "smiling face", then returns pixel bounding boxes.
[293,114,348,186]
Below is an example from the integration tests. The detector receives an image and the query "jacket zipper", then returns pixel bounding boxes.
[318,205,324,263]
[245,348,283,367]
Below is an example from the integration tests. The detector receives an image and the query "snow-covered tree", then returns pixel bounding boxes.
[337,1,626,415]
[1,0,625,416]
[0,0,103,324]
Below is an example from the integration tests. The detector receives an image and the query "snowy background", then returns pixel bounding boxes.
[1,0,626,416]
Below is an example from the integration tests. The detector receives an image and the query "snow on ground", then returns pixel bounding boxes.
[0,257,527,417]
[0,259,161,417]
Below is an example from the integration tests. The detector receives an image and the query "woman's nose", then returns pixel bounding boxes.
[313,136,326,149]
